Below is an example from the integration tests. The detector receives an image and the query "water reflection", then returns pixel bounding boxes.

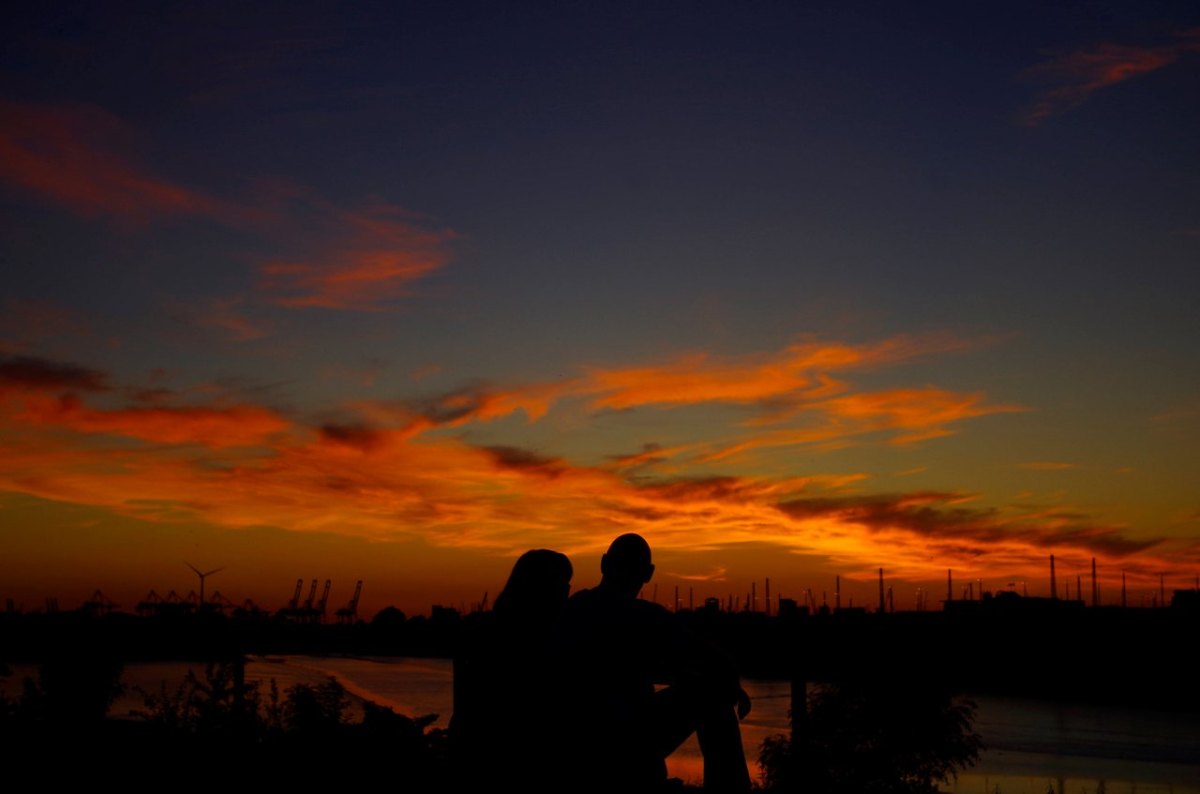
[103,657,1200,793]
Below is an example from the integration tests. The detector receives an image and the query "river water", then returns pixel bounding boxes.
[42,656,1200,792]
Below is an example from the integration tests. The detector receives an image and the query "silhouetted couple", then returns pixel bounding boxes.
[451,533,752,793]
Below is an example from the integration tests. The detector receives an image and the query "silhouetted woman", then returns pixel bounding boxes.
[450,549,573,792]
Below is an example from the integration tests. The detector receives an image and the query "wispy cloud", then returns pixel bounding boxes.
[1151,401,1200,424]
[0,101,456,317]
[664,567,728,582]
[181,296,272,342]
[0,354,109,392]
[0,102,225,223]
[777,492,1159,558]
[1,354,287,447]
[581,334,975,413]
[1021,28,1200,126]
[817,387,1020,445]
[359,379,571,432]
[258,202,453,310]
[1018,461,1077,471]
[606,442,701,474]
[697,386,1021,462]
[18,395,288,448]
[364,334,1015,460]
[0,299,91,349]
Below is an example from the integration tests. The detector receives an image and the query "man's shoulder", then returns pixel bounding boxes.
[564,588,675,625]
[630,598,674,621]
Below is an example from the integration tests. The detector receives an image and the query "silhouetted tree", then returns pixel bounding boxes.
[371,605,407,629]
[759,681,981,794]
[128,662,447,787]
[132,661,259,738]
[281,676,349,738]
[7,656,124,727]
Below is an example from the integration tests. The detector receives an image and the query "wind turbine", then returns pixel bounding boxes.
[186,562,224,605]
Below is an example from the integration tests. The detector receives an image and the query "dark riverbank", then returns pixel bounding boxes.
[3,595,1198,710]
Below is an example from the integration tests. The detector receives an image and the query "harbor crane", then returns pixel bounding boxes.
[336,580,363,624]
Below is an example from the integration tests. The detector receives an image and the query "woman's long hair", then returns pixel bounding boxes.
[492,548,573,626]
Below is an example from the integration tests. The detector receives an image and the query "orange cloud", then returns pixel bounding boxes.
[379,335,1005,446]
[697,426,852,463]
[0,357,287,449]
[817,387,1023,445]
[582,334,974,412]
[1022,29,1200,125]
[1018,462,1077,471]
[606,442,703,473]
[354,380,571,433]
[0,389,1186,589]
[0,102,224,222]
[332,336,1019,474]
[1,351,1186,591]
[18,393,289,448]
[700,387,1020,462]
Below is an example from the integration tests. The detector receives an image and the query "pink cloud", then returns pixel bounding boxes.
[0,102,457,317]
[1022,29,1200,125]
[185,296,272,341]
[0,102,225,223]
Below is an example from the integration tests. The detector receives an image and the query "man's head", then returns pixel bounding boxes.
[600,533,654,593]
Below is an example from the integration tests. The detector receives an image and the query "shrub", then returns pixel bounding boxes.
[759,681,982,794]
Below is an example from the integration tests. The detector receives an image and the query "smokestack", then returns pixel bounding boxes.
[879,568,885,614]
[947,569,953,603]
[1092,558,1098,607]
[1050,554,1057,599]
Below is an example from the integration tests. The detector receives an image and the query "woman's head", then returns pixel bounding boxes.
[493,549,573,619]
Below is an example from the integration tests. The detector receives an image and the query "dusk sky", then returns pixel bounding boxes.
[2,2,1198,616]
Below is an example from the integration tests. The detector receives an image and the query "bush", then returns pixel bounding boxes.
[129,662,447,786]
[759,681,982,794]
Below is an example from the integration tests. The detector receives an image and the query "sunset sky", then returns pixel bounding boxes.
[2,2,1198,616]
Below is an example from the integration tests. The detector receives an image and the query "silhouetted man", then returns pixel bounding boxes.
[557,533,751,793]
